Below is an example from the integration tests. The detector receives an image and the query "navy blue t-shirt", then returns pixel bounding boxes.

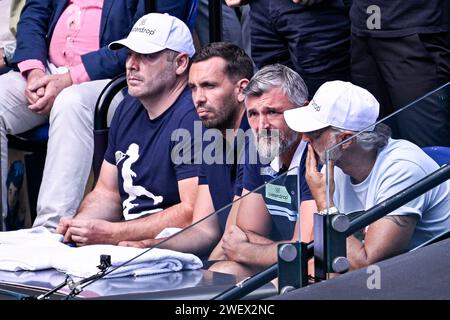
[104,87,201,220]
[198,116,251,232]
[243,141,312,241]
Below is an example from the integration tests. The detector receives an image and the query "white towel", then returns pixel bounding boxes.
[0,229,203,278]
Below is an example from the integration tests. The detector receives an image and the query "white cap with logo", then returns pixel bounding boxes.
[109,13,195,57]
[284,80,380,133]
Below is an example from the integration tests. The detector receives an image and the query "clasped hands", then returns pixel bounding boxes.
[25,69,72,115]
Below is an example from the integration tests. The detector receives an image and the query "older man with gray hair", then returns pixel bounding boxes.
[210,64,317,277]
[285,80,450,270]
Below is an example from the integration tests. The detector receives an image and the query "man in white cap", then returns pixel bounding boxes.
[206,64,317,277]
[284,80,450,270]
[57,13,202,246]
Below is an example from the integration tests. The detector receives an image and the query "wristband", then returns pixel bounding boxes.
[318,206,339,215]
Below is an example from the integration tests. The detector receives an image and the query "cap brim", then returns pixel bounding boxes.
[284,106,329,133]
[108,38,165,54]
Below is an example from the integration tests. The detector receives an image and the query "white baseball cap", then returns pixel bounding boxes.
[109,13,195,57]
[284,80,380,133]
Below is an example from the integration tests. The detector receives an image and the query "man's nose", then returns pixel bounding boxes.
[126,54,139,70]
[193,88,206,106]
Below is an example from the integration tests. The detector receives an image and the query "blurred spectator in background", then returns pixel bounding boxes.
[285,80,450,270]
[225,0,351,98]
[209,64,317,277]
[350,0,450,147]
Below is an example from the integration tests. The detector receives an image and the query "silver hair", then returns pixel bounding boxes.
[243,64,308,107]
[331,123,391,151]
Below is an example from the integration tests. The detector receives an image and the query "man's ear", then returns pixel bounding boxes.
[236,78,249,103]
[175,53,190,75]
[340,131,356,149]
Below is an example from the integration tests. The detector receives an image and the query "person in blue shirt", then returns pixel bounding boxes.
[285,80,450,270]
[209,64,318,277]
[56,13,201,246]
[119,42,256,259]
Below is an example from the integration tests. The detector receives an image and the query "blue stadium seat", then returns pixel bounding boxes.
[422,146,450,166]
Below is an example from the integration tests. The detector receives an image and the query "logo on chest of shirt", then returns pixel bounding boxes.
[116,143,163,218]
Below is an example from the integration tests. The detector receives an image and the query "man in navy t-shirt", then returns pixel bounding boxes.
[225,0,351,98]
[209,64,318,277]
[119,42,256,259]
[56,13,201,246]
[190,43,254,258]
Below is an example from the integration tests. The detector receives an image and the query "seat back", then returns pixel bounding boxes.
[422,146,450,166]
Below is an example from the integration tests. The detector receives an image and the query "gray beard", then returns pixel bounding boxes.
[256,131,297,160]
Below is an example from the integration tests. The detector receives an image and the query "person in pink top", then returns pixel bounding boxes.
[0,0,190,231]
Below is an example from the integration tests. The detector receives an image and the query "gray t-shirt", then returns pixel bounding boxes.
[333,138,450,250]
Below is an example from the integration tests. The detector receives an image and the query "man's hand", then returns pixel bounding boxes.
[305,144,335,211]
[119,238,162,248]
[292,0,323,5]
[27,72,73,115]
[222,225,249,262]
[25,69,46,105]
[60,218,119,246]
